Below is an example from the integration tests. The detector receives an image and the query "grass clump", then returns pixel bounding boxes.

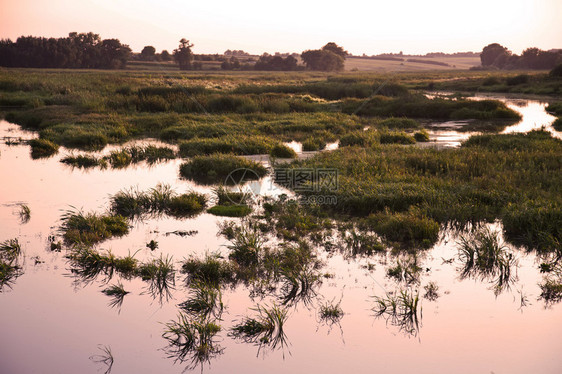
[179,281,224,320]
[414,129,430,142]
[29,138,59,159]
[60,209,129,245]
[179,154,268,185]
[230,304,288,351]
[365,209,440,248]
[19,204,31,223]
[137,254,176,302]
[372,288,421,336]
[302,137,327,151]
[457,227,517,295]
[539,278,562,305]
[181,252,236,287]
[102,282,130,311]
[0,238,24,291]
[318,299,344,325]
[163,313,222,370]
[61,154,105,169]
[208,205,252,217]
[270,144,297,158]
[110,184,207,219]
[67,247,138,282]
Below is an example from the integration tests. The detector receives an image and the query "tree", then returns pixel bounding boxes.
[140,46,156,61]
[160,50,171,61]
[174,39,194,70]
[322,42,348,58]
[481,43,510,67]
[301,49,344,71]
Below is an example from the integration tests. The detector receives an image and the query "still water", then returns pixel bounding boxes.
[0,95,561,374]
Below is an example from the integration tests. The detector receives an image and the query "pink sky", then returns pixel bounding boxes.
[1,0,560,55]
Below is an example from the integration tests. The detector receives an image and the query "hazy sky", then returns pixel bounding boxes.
[1,0,561,55]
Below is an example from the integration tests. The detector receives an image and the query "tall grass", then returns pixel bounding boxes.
[60,209,129,245]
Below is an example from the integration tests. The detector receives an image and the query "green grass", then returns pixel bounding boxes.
[163,313,222,369]
[29,138,59,158]
[179,136,274,157]
[19,204,31,223]
[179,281,224,320]
[110,184,207,219]
[179,154,268,185]
[61,154,106,168]
[207,205,252,217]
[457,227,517,295]
[318,299,344,325]
[181,252,236,287]
[230,304,288,351]
[60,209,129,245]
[372,288,421,336]
[282,130,562,251]
[270,144,297,158]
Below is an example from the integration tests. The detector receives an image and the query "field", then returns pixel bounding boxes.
[345,56,481,71]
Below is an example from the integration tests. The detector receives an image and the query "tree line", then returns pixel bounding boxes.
[480,43,562,70]
[0,32,131,69]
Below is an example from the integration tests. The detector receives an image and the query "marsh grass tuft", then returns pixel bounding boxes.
[162,313,223,370]
[0,238,24,291]
[179,154,268,185]
[138,254,176,303]
[179,281,224,320]
[110,184,207,219]
[372,288,421,336]
[29,138,59,159]
[230,304,289,353]
[318,298,344,326]
[457,227,518,295]
[102,282,130,311]
[18,204,31,223]
[60,208,129,245]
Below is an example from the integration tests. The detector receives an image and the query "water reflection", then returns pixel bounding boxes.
[456,227,518,296]
[372,287,422,337]
[229,304,290,358]
[0,238,24,292]
[162,313,224,372]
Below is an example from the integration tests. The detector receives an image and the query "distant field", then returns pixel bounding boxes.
[345,56,481,72]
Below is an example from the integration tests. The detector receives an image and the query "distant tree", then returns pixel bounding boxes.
[221,56,241,70]
[301,49,344,71]
[140,46,156,60]
[174,38,194,70]
[0,32,130,69]
[480,43,510,67]
[253,54,298,71]
[160,50,171,61]
[322,42,348,58]
[99,38,131,69]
